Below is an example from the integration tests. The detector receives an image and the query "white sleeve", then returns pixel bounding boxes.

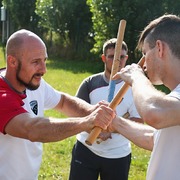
[125,88,140,118]
[128,101,140,118]
[168,84,180,100]
[41,79,62,110]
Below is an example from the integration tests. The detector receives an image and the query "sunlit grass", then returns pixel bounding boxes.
[40,57,151,180]
[0,47,150,180]
[0,46,5,67]
[39,138,150,180]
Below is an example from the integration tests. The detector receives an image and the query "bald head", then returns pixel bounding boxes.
[6,29,46,58]
[5,29,47,92]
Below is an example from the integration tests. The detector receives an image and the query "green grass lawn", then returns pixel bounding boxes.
[0,49,151,180]
[39,57,151,180]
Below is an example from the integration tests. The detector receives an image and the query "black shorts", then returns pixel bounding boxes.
[69,141,131,180]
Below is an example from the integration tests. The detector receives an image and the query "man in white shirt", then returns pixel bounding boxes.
[111,14,180,180]
[0,29,115,180]
[69,39,142,180]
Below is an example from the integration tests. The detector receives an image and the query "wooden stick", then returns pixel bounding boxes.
[85,56,145,146]
[110,20,126,79]
[108,20,126,102]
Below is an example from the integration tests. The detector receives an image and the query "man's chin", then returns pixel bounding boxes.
[26,84,40,91]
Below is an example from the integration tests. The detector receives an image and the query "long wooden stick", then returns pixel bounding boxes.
[108,20,126,102]
[110,20,126,80]
[85,56,145,146]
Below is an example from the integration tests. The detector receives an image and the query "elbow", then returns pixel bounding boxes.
[27,132,40,142]
[25,119,46,143]
[138,132,154,151]
[139,144,153,151]
[142,110,162,129]
[26,128,42,142]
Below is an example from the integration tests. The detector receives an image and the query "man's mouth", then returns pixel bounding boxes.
[33,74,43,81]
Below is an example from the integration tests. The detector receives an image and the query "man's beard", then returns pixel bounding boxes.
[17,74,40,90]
[16,61,40,90]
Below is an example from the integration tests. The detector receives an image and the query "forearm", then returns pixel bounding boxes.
[29,106,114,143]
[130,117,143,124]
[114,64,180,128]
[6,105,114,143]
[6,114,92,143]
[55,92,94,117]
[111,116,155,151]
[28,117,90,143]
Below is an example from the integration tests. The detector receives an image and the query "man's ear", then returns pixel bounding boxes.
[101,54,106,62]
[125,55,128,62]
[156,40,164,58]
[7,55,17,67]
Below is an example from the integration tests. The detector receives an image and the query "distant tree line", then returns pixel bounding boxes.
[1,0,180,61]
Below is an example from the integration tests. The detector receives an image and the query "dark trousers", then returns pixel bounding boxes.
[69,141,131,180]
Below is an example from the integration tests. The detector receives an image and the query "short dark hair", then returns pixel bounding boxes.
[103,38,128,55]
[137,14,180,59]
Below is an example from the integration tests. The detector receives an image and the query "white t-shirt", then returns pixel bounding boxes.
[0,79,61,180]
[77,73,140,158]
[147,84,180,180]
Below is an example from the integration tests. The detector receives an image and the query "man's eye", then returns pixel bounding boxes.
[33,61,38,64]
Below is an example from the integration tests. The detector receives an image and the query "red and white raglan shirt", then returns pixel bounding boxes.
[0,76,27,133]
[0,74,61,180]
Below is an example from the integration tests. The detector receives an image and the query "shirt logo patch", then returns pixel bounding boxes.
[30,100,38,115]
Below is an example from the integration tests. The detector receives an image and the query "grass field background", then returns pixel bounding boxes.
[39,58,151,180]
[0,50,151,180]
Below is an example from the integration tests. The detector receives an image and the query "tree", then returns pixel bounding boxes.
[2,0,40,35]
[36,0,93,59]
[87,0,180,63]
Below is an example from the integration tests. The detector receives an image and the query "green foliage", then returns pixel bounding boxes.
[2,0,180,60]
[0,47,6,67]
[36,0,94,59]
[3,0,40,33]
[87,0,180,63]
